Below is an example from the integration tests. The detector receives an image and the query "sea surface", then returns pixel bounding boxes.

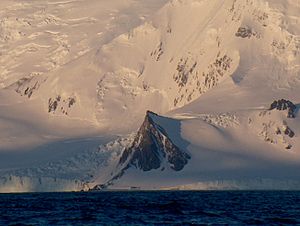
[0,191,300,225]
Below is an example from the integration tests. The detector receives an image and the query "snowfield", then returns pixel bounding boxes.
[0,0,300,192]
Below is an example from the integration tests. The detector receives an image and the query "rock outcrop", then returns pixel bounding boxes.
[256,99,298,150]
[235,26,257,38]
[91,111,191,190]
[269,99,297,118]
[119,111,190,172]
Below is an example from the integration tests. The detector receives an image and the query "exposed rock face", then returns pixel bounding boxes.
[119,111,190,172]
[283,126,295,138]
[235,26,258,38]
[255,100,298,150]
[48,96,61,113]
[173,54,233,107]
[91,111,191,190]
[48,95,76,115]
[269,99,297,118]
[12,73,47,98]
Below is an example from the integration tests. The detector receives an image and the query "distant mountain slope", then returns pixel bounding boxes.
[2,0,299,132]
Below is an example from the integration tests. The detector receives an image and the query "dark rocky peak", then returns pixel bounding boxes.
[91,111,191,190]
[119,111,190,172]
[269,99,297,118]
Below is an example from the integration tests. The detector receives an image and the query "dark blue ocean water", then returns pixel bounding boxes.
[0,191,300,225]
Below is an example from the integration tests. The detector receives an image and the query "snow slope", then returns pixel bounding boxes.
[0,0,300,192]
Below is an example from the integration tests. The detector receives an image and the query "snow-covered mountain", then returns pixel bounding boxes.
[0,0,300,192]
